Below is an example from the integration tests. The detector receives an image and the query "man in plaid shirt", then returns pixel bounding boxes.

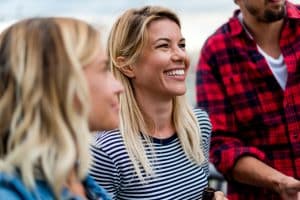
[196,0,300,199]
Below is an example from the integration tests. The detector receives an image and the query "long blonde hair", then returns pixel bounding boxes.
[0,17,100,197]
[108,6,205,180]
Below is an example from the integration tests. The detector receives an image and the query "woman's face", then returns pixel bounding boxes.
[131,18,190,100]
[84,49,124,131]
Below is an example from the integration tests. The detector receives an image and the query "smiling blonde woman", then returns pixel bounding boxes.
[90,6,227,200]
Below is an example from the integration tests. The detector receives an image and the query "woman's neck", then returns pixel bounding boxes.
[135,91,175,139]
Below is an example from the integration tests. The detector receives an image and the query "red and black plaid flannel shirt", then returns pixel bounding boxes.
[196,2,300,200]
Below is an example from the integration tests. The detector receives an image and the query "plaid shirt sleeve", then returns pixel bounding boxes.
[196,37,266,178]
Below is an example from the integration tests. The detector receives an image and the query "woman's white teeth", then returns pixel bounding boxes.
[166,69,185,76]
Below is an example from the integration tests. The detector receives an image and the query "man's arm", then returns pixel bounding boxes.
[233,156,300,200]
[196,41,266,177]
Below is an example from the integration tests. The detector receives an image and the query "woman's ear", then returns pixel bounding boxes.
[116,56,135,78]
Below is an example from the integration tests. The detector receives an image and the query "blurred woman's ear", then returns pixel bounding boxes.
[116,56,135,78]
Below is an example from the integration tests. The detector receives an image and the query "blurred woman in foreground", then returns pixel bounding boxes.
[0,17,123,199]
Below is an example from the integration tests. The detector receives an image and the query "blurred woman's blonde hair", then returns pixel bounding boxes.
[0,17,100,197]
[108,6,205,180]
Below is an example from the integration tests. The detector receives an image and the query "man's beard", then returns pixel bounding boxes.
[263,6,286,22]
[246,2,286,23]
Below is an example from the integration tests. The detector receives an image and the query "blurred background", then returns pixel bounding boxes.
[0,0,227,106]
[1,0,299,105]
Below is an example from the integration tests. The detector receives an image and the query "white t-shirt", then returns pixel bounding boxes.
[238,13,288,90]
[257,46,287,90]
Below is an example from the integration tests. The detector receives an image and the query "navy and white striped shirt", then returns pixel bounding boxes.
[90,109,211,200]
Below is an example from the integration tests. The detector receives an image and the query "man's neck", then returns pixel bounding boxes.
[242,14,284,58]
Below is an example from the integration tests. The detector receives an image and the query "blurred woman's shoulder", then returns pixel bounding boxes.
[0,171,46,199]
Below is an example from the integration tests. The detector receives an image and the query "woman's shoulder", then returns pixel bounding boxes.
[0,172,112,200]
[193,108,212,137]
[193,108,209,117]
[193,108,211,125]
[0,172,33,199]
[83,175,111,200]
[93,129,122,145]
[92,129,125,152]
[91,129,129,164]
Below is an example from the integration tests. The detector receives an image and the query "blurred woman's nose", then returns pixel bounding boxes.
[112,75,124,94]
